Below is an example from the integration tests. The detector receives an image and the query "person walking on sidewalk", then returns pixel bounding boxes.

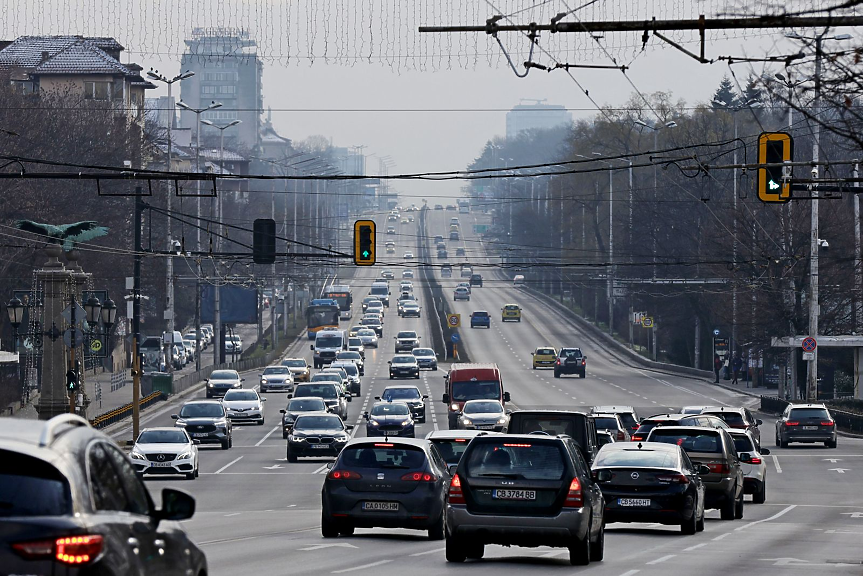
[731,353,743,385]
[713,354,721,383]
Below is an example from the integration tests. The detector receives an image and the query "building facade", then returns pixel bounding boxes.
[505,99,572,140]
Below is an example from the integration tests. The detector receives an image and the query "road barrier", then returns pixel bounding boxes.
[91,391,165,429]
[760,395,789,414]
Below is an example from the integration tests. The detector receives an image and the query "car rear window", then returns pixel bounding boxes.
[430,439,472,465]
[789,408,831,420]
[703,411,745,426]
[731,435,755,453]
[340,445,426,469]
[510,415,584,443]
[536,348,555,355]
[0,451,72,517]
[464,441,566,480]
[594,417,620,430]
[650,430,723,453]
[593,448,679,468]
[295,384,337,399]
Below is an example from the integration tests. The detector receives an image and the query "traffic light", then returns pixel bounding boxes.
[758,132,793,203]
[354,220,375,265]
[66,369,78,392]
[253,218,276,264]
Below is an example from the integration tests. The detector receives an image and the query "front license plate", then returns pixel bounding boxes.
[618,498,651,507]
[803,426,818,430]
[151,462,174,468]
[493,489,536,501]
[362,501,399,512]
[192,433,209,438]
[477,425,495,430]
[311,444,329,449]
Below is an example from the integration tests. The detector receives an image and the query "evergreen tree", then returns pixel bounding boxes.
[712,75,738,109]
[740,74,764,106]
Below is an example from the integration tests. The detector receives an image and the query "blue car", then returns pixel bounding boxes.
[470,310,490,329]
[364,401,416,437]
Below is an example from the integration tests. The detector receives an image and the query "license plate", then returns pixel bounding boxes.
[477,425,495,430]
[312,444,329,449]
[192,433,209,438]
[618,498,651,507]
[362,501,399,511]
[151,462,174,468]
[493,489,536,501]
[803,426,818,430]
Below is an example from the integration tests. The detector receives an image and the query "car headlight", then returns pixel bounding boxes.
[369,420,380,427]
[401,420,411,426]
[214,418,227,426]
[130,450,146,460]
[233,382,241,388]
[335,434,349,442]
[497,417,507,424]
[462,418,473,425]
[260,378,268,383]
[451,403,460,411]
[207,382,214,387]
[290,435,306,442]
[178,451,192,460]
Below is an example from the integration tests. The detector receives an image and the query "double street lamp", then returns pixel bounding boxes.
[6,294,117,350]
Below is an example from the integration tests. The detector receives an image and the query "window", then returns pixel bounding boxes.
[10,79,38,95]
[84,81,112,100]
[102,445,150,516]
[464,441,566,481]
[88,443,127,511]
[593,448,679,468]
[0,450,71,516]
[650,430,723,454]
[339,446,426,469]
[112,81,124,101]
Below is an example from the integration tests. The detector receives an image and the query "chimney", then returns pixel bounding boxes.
[40,51,50,63]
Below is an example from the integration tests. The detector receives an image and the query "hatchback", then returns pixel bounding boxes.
[532,346,557,369]
[501,303,521,322]
[728,429,769,503]
[412,347,438,371]
[470,310,490,328]
[454,286,470,301]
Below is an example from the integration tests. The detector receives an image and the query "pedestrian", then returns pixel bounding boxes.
[713,354,721,383]
[731,353,743,385]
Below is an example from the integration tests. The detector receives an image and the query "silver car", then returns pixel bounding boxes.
[222,388,266,425]
[728,429,769,504]
[457,399,508,432]
[206,369,244,398]
[357,328,378,348]
[260,365,294,393]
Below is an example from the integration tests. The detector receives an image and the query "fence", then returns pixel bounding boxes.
[91,391,164,429]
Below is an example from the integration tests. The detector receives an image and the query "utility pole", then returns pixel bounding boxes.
[132,185,143,440]
[855,162,861,332]
[807,36,823,402]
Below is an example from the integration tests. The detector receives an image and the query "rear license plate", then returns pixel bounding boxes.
[192,433,209,438]
[618,498,651,507]
[803,426,818,430]
[477,425,495,430]
[311,444,329,449]
[152,462,174,468]
[362,501,398,511]
[493,489,536,501]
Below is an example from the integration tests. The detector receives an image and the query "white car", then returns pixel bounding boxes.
[357,328,378,348]
[366,299,385,318]
[402,270,414,279]
[260,365,294,393]
[222,388,266,425]
[454,286,470,301]
[403,252,414,260]
[129,427,199,480]
[728,429,769,504]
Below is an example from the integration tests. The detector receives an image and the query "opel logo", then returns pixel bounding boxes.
[157,454,166,462]
[630,472,639,480]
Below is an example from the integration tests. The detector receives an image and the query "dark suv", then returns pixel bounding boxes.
[172,399,233,449]
[469,274,483,287]
[555,348,586,378]
[0,415,206,576]
[446,434,605,565]
[631,413,729,442]
[775,403,838,448]
[505,410,599,464]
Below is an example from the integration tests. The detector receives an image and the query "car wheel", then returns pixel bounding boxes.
[195,466,199,478]
[321,513,339,538]
[282,432,288,439]
[826,439,838,448]
[568,532,591,566]
[720,490,736,520]
[465,541,484,559]
[734,489,744,519]
[258,419,265,426]
[589,521,605,561]
[753,481,766,504]
[780,437,789,448]
[696,506,705,531]
[554,371,560,378]
[428,512,445,541]
[532,365,537,370]
[186,471,196,480]
[221,439,230,450]
[339,525,355,536]
[681,507,697,534]
[445,534,466,562]
[287,447,298,463]
[433,365,438,371]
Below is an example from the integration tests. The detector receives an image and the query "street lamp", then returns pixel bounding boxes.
[100,298,117,329]
[83,295,102,326]
[6,296,24,329]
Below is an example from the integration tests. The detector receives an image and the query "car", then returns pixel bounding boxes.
[348,325,364,337]
[596,430,616,448]
[435,204,444,210]
[446,433,605,565]
[403,269,414,278]
[591,405,639,435]
[412,347,438,371]
[364,401,416,437]
[357,328,378,348]
[457,399,508,432]
[401,218,409,224]
[380,385,428,422]
[130,427,200,480]
[456,247,466,256]
[403,252,414,260]
[505,409,600,464]
[361,296,380,312]
[366,299,385,318]
[680,405,711,415]
[446,204,456,210]
[469,274,483,287]
[205,369,244,398]
[389,354,421,379]
[381,270,395,280]
[434,235,444,244]
[227,335,243,353]
[287,412,353,462]
[532,346,558,369]
[513,274,526,285]
[460,265,472,277]
[591,441,707,534]
[336,350,365,375]
[441,264,453,278]
[425,430,500,466]
[346,337,366,358]
[172,399,233,449]
[321,437,449,539]
[386,245,396,254]
[592,413,631,442]
[280,396,329,438]
[453,286,470,301]
[292,382,349,421]
[259,365,294,393]
[331,361,362,395]
[456,281,472,294]
[222,388,267,425]
[400,280,413,292]
[631,413,729,442]
[394,330,421,352]
[408,215,415,222]
[182,339,197,361]
[387,214,398,222]
[646,426,744,520]
[363,311,384,326]
[282,357,311,382]
[360,316,384,337]
[501,303,521,322]
[313,371,349,396]
[401,301,422,318]
[775,403,837,448]
[727,429,770,503]
[700,406,763,445]
[470,310,490,328]
[387,227,396,236]
[0,415,207,576]
[555,348,587,378]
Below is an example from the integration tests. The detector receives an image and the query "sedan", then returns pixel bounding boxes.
[362,296,380,312]
[404,252,415,260]
[347,337,366,358]
[403,270,414,279]
[412,347,438,371]
[287,412,353,462]
[457,399,508,432]
[365,401,416,437]
[130,427,199,480]
[172,400,233,449]
[222,388,266,425]
[260,365,294,393]
[453,287,470,301]
[280,396,329,438]
[389,354,420,379]
[357,328,378,348]
[366,300,385,317]
[282,357,311,382]
[205,369,244,398]
[728,429,769,503]
[336,350,365,375]
[321,438,449,539]
[591,441,707,534]
[593,413,631,442]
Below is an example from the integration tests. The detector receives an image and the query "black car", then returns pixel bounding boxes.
[321,437,449,539]
[389,354,420,379]
[591,441,708,534]
[775,403,838,448]
[555,348,586,378]
[446,433,605,565]
[380,385,428,422]
[365,401,416,437]
[631,413,729,442]
[172,400,233,449]
[287,413,352,462]
[0,415,206,576]
[469,274,483,287]
[280,396,329,439]
[505,410,600,464]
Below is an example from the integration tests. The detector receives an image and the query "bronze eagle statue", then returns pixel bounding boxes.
[15,220,109,251]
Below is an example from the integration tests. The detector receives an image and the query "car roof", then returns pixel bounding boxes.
[700,406,745,414]
[183,399,224,406]
[789,403,828,409]
[345,436,430,450]
[425,430,500,440]
[648,425,722,435]
[383,384,421,390]
[284,357,307,362]
[289,396,325,402]
[592,405,634,413]
[294,411,338,418]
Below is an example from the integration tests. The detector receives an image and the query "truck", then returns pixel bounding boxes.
[441,363,510,429]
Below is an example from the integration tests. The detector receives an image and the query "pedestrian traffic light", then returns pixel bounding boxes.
[253,218,276,264]
[758,132,793,203]
[66,369,78,392]
[354,220,375,265]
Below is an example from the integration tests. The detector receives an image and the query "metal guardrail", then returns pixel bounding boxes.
[760,395,789,414]
[91,391,165,429]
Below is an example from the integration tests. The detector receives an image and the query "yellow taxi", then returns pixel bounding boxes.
[501,303,522,322]
[349,325,364,337]
[532,346,558,370]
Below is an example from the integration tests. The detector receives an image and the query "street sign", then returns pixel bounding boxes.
[802,337,817,352]
[713,337,729,358]
[84,334,107,358]
[61,303,86,326]
[713,329,721,336]
[451,333,461,344]
[642,317,654,328]
[63,328,85,348]
[632,311,646,325]
[803,352,815,361]
[612,286,627,298]
[447,314,461,328]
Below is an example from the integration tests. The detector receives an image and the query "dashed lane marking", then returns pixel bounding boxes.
[255,426,280,447]
[646,555,676,565]
[332,560,392,573]
[772,455,783,474]
[214,456,243,474]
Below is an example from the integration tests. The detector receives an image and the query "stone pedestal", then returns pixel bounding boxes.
[35,245,73,420]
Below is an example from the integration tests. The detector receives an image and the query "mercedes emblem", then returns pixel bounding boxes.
[157,454,166,462]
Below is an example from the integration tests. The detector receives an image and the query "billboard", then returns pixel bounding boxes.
[201,285,257,324]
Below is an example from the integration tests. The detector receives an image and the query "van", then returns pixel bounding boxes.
[505,410,600,464]
[369,282,390,307]
[310,329,346,369]
[513,274,525,286]
[441,363,510,429]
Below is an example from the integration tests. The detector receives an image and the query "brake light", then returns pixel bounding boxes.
[656,473,690,484]
[503,443,532,448]
[13,535,104,565]
[785,421,799,426]
[374,443,394,447]
[706,463,730,474]
[821,421,835,426]
[631,435,644,442]
[581,359,586,366]
[454,438,467,442]
[617,430,625,441]
[564,478,583,507]
[401,471,437,482]
[556,359,561,365]
[327,470,362,480]
[748,457,762,465]
[449,474,465,504]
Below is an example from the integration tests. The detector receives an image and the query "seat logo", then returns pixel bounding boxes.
[630,472,639,480]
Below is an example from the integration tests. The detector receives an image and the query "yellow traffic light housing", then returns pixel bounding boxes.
[758,132,793,203]
[354,220,375,265]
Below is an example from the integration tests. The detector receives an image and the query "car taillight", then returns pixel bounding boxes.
[556,359,561,365]
[631,435,644,442]
[617,430,625,441]
[785,421,799,426]
[821,421,835,426]
[327,470,362,480]
[748,457,762,465]
[581,359,586,366]
[564,478,583,507]
[449,474,465,504]
[13,535,104,565]
[706,463,730,474]
[656,473,690,484]
[401,471,437,482]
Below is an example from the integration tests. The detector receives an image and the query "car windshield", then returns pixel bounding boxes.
[340,446,426,469]
[731,435,755,453]
[179,403,225,418]
[288,399,326,411]
[536,348,555,355]
[295,385,337,399]
[312,374,341,383]
[368,301,382,308]
[358,329,375,337]
[224,390,258,401]
[392,357,416,364]
[137,430,188,444]
[361,318,380,326]
[339,352,361,360]
[371,403,410,416]
[789,408,831,420]
[334,364,358,376]
[316,336,342,348]
[282,360,306,368]
[383,388,421,401]
[703,411,746,426]
[0,452,72,517]
[263,367,290,375]
[464,401,503,414]
[413,348,434,357]
[451,380,501,402]
[650,430,723,453]
[464,441,565,480]
[294,415,343,430]
[593,448,679,468]
[397,332,417,339]
[371,286,388,296]
[594,417,620,430]
[210,370,238,380]
[364,297,379,303]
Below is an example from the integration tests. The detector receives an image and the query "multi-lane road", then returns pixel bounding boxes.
[122,207,863,575]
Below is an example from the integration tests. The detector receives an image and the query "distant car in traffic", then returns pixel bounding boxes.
[286,412,352,462]
[222,388,266,425]
[470,310,490,328]
[259,365,294,393]
[281,357,311,382]
[425,429,500,466]
[357,328,378,348]
[130,427,200,480]
[389,354,420,379]
[400,301,422,318]
[205,369,244,398]
[336,350,365,374]
[728,429,769,503]
[412,347,438,371]
[591,405,639,435]
[380,385,428,422]
[394,330,421,352]
[469,274,483,287]
[555,348,586,378]
[280,396,329,438]
[700,406,763,445]
[775,403,837,448]
[292,382,349,421]
[457,399,508,432]
[631,413,730,442]
[172,399,233,449]
[501,303,521,322]
[453,286,470,301]
[364,401,416,437]
[531,346,557,369]
[592,413,631,442]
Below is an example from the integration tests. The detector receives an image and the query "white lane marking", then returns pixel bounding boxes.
[683,543,707,552]
[214,456,243,474]
[712,533,731,541]
[772,455,782,474]
[311,464,329,475]
[735,504,797,531]
[332,560,392,573]
[409,547,446,557]
[223,512,241,517]
[255,426,280,447]
[646,555,676,565]
[618,570,641,576]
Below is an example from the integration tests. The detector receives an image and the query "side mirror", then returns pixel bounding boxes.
[192,439,201,445]
[505,409,512,415]
[756,419,763,426]
[698,464,712,476]
[738,452,752,463]
[326,462,334,470]
[387,361,392,365]
[279,409,286,414]
[448,464,458,475]
[423,395,429,400]
[310,345,314,351]
[261,398,267,402]
[154,488,195,522]
[171,414,179,420]
[241,378,246,382]
[760,447,771,455]
[442,393,450,404]
[503,392,511,403]
[374,396,381,401]
[287,394,293,399]
[347,395,352,403]
[204,379,209,383]
[363,412,370,420]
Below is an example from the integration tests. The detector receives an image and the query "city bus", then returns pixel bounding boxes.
[306,299,340,339]
[324,284,353,321]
